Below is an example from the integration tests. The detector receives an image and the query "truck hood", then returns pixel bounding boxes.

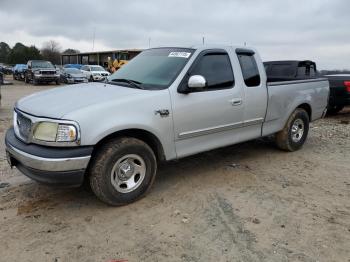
[16,82,140,119]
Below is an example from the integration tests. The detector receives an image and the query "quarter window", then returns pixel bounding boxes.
[190,53,234,90]
[237,54,261,87]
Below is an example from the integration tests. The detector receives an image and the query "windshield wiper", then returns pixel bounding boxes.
[109,78,144,89]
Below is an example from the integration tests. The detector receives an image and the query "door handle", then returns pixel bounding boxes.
[229,98,242,106]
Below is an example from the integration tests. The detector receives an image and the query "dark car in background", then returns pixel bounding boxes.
[323,74,350,114]
[25,60,60,85]
[60,67,88,84]
[13,64,27,80]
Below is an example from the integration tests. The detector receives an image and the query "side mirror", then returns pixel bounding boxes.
[188,75,206,89]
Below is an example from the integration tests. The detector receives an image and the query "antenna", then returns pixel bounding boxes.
[202,36,205,45]
[92,27,96,51]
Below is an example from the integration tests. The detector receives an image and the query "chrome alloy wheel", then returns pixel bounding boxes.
[110,154,146,193]
[291,119,304,143]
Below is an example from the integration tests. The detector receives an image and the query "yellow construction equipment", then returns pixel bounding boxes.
[108,52,130,73]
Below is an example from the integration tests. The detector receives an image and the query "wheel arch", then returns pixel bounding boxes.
[296,103,312,120]
[91,128,166,162]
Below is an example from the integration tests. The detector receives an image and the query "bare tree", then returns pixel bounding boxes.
[41,40,62,64]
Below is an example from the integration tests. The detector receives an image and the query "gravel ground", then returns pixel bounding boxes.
[0,78,349,262]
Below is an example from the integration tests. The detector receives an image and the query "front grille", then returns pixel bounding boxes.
[101,73,108,76]
[16,112,32,141]
[40,71,55,75]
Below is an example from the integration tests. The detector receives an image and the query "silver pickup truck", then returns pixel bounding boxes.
[5,46,329,205]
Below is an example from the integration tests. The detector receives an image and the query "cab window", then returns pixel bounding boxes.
[190,52,234,90]
[237,53,261,87]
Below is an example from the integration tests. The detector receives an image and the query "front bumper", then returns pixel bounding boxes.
[5,128,93,187]
[34,75,60,82]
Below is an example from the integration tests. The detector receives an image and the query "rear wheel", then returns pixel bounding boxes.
[275,108,309,152]
[89,137,157,206]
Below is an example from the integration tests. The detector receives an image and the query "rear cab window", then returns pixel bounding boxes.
[236,49,261,87]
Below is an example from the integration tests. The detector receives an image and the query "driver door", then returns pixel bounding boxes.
[170,49,244,158]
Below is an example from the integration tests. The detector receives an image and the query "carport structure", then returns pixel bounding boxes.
[61,49,142,67]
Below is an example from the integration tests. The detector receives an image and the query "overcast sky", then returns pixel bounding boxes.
[0,0,349,69]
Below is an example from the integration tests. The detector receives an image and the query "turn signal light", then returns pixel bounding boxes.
[344,81,350,92]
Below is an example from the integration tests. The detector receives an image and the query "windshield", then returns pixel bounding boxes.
[107,48,194,90]
[32,61,55,69]
[64,68,81,74]
[91,66,105,71]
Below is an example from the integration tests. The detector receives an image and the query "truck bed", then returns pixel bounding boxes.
[262,78,329,136]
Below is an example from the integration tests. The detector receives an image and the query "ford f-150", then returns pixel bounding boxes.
[5,46,329,205]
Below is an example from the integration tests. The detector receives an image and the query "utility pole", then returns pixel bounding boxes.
[92,27,96,51]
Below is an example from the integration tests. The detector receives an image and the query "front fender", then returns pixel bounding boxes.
[64,89,177,160]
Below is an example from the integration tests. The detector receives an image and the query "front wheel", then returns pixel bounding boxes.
[89,137,157,206]
[275,108,309,152]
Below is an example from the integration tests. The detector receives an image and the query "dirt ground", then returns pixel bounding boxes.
[0,77,349,262]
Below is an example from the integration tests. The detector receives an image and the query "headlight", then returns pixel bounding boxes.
[57,125,77,142]
[33,122,58,141]
[33,122,78,142]
[93,73,100,76]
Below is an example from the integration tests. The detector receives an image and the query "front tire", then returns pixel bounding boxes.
[89,137,157,206]
[275,108,309,152]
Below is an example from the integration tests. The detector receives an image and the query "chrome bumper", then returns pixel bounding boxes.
[6,142,90,172]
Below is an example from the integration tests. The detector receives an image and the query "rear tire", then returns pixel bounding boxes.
[275,108,309,152]
[89,137,157,206]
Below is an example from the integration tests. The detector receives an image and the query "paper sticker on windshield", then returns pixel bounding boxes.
[168,52,191,58]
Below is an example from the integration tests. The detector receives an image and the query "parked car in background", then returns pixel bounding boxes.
[264,60,318,82]
[13,64,27,80]
[63,64,83,70]
[5,46,329,205]
[3,65,13,75]
[80,65,110,82]
[323,74,350,114]
[25,60,60,85]
[0,65,13,75]
[60,68,88,84]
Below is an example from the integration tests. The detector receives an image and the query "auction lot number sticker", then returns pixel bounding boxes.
[168,52,191,58]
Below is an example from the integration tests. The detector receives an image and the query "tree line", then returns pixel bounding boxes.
[0,41,79,65]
